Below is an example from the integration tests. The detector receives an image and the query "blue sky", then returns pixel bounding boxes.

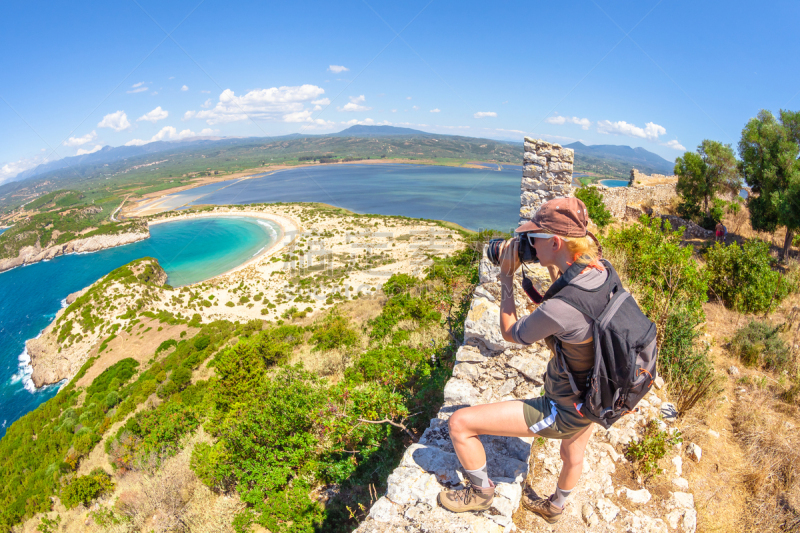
[1,0,799,182]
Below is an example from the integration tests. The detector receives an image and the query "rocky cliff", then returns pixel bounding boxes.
[0,225,150,273]
[26,257,168,387]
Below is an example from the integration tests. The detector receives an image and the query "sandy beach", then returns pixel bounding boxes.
[148,209,301,282]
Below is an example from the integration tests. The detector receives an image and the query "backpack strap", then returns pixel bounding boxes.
[553,338,582,396]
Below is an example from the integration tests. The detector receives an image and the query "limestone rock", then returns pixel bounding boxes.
[660,402,678,422]
[581,502,598,527]
[478,258,500,284]
[455,345,487,364]
[596,497,620,522]
[669,491,695,510]
[464,297,519,351]
[619,487,652,504]
[368,497,402,523]
[672,455,683,476]
[654,376,665,389]
[672,477,689,489]
[452,362,480,382]
[506,356,544,384]
[686,443,702,462]
[728,365,740,376]
[443,379,479,407]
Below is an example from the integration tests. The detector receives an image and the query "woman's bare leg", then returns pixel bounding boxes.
[557,423,594,490]
[447,401,535,470]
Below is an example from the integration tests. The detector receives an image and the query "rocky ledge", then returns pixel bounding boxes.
[355,256,697,533]
[0,227,150,274]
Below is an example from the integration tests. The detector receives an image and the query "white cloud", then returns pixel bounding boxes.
[201,99,213,109]
[200,90,210,94]
[341,118,391,126]
[338,95,372,112]
[282,109,334,128]
[545,114,591,130]
[137,106,169,123]
[596,120,666,141]
[76,144,103,155]
[328,65,349,73]
[474,111,497,118]
[194,85,326,125]
[168,76,175,80]
[183,110,197,121]
[312,98,330,106]
[391,109,397,113]
[430,108,441,113]
[199,128,219,136]
[0,152,56,183]
[412,106,419,110]
[127,82,148,93]
[181,85,189,91]
[97,111,131,131]
[124,126,197,146]
[63,130,97,147]
[664,139,686,151]
[406,96,412,100]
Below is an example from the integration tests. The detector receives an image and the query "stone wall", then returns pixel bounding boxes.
[598,183,678,219]
[519,138,575,223]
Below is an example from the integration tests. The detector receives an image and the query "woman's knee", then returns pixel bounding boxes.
[448,408,473,437]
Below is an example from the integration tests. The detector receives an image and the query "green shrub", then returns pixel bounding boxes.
[60,469,114,509]
[103,391,120,410]
[625,420,682,477]
[310,313,358,352]
[575,186,612,228]
[705,240,796,314]
[225,301,235,307]
[193,335,210,351]
[730,320,791,371]
[603,216,714,413]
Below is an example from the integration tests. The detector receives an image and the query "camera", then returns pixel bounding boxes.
[486,236,538,266]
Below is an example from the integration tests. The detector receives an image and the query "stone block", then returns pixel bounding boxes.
[455,345,487,363]
[452,362,480,381]
[506,356,544,384]
[443,379,480,407]
[368,497,401,523]
[464,297,519,351]
[522,163,545,178]
[523,152,546,165]
[520,191,540,206]
[520,178,544,190]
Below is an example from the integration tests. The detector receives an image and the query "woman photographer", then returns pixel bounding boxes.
[438,197,603,524]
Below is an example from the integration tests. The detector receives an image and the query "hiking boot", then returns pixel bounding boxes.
[522,493,564,524]
[437,480,495,513]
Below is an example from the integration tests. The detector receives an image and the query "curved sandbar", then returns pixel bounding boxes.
[147,207,301,283]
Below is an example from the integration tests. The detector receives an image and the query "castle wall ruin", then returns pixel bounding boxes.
[518,138,575,223]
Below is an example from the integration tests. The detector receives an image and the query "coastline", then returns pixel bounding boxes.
[148,208,301,284]
[0,229,150,275]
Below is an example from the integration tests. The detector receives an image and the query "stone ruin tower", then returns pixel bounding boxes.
[519,137,575,224]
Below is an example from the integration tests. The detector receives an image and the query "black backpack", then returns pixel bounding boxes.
[522,259,658,429]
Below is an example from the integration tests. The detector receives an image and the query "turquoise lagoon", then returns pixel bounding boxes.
[0,216,278,437]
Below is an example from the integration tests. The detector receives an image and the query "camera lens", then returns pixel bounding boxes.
[486,238,505,266]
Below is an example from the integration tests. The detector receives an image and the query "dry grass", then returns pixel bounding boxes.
[731,388,800,532]
[107,430,244,533]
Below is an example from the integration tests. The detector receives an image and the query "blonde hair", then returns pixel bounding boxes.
[560,234,601,267]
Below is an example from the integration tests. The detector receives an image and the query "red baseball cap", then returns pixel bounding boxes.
[516,197,589,238]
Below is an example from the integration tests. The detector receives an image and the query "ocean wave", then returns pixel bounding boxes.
[257,219,279,240]
[10,344,35,393]
[60,298,67,308]
[252,246,266,258]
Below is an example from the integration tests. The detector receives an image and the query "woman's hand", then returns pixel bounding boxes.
[499,238,521,279]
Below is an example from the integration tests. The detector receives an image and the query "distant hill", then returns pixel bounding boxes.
[328,125,431,137]
[565,141,675,176]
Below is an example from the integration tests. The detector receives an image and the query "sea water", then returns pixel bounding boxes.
[599,179,629,188]
[177,164,526,233]
[0,216,277,437]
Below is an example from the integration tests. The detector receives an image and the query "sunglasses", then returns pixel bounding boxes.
[523,233,558,247]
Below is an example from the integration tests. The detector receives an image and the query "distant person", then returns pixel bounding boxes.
[723,224,728,243]
[715,222,724,243]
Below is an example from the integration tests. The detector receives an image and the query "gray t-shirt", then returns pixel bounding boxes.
[511,268,608,345]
